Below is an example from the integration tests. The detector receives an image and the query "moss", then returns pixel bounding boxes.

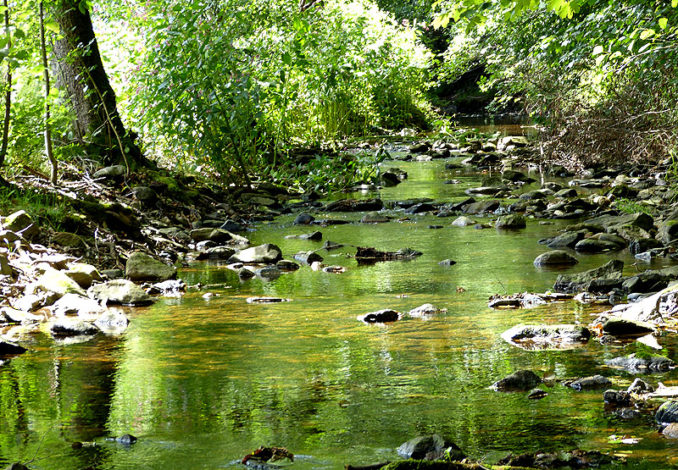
[380,461,534,470]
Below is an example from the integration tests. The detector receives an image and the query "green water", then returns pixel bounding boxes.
[2,156,678,469]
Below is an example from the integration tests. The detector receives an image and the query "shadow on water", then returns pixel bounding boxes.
[2,128,678,469]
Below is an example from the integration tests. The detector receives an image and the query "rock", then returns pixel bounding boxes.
[256,266,282,281]
[495,214,526,229]
[230,244,283,264]
[451,216,476,227]
[246,297,290,304]
[294,251,323,265]
[553,260,624,293]
[603,390,631,406]
[94,310,129,335]
[0,253,11,277]
[101,269,124,279]
[220,219,244,233]
[88,280,154,306]
[355,247,422,264]
[0,341,27,357]
[11,295,44,313]
[4,463,29,470]
[656,400,678,424]
[502,169,532,182]
[358,309,400,323]
[438,259,456,267]
[322,240,344,251]
[3,210,38,239]
[380,171,402,187]
[502,324,590,350]
[147,279,186,296]
[605,354,674,373]
[602,318,654,336]
[360,212,390,224]
[574,237,625,253]
[276,260,300,271]
[396,434,465,461]
[50,318,99,337]
[299,231,323,240]
[125,251,177,282]
[195,246,236,261]
[408,304,446,317]
[408,143,430,153]
[545,231,585,249]
[629,238,662,255]
[405,202,436,214]
[462,200,500,214]
[52,232,84,248]
[116,434,137,445]
[293,213,315,225]
[324,198,383,212]
[527,388,548,400]
[51,293,106,319]
[662,423,678,439]
[492,370,542,392]
[533,250,578,267]
[190,228,245,244]
[65,263,102,289]
[238,268,255,280]
[93,164,126,179]
[34,268,86,298]
[555,188,578,198]
[132,186,157,203]
[659,220,678,244]
[627,378,654,394]
[568,375,612,391]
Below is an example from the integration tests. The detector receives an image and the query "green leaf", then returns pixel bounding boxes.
[592,45,604,55]
[44,21,60,34]
[639,29,655,40]
[673,0,678,7]
[659,18,668,30]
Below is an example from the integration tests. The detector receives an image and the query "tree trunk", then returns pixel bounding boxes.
[40,1,57,184]
[0,0,11,169]
[52,0,143,168]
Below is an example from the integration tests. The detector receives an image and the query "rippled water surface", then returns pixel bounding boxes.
[2,135,678,469]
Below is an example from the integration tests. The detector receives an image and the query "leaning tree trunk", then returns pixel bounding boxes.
[52,0,143,169]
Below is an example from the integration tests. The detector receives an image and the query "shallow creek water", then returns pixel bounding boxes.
[2,141,678,469]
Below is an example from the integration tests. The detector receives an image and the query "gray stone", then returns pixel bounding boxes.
[324,198,383,212]
[132,186,157,203]
[553,260,624,293]
[495,214,526,229]
[256,266,282,281]
[545,231,585,249]
[230,244,283,264]
[276,260,300,271]
[147,279,186,296]
[220,219,244,233]
[0,253,11,276]
[465,186,507,196]
[52,232,84,248]
[195,246,236,261]
[574,238,624,253]
[603,390,631,406]
[605,354,674,373]
[293,213,315,225]
[51,293,106,319]
[65,263,102,289]
[602,318,654,336]
[656,400,678,425]
[294,251,323,265]
[438,259,457,267]
[627,378,654,394]
[4,210,38,239]
[101,269,124,279]
[662,423,678,439]
[533,250,578,267]
[451,216,476,227]
[34,268,86,298]
[361,212,390,223]
[568,375,612,391]
[50,318,99,337]
[408,304,445,317]
[492,370,542,392]
[397,434,464,461]
[88,280,154,306]
[125,251,177,282]
[502,324,590,349]
[463,200,500,214]
[93,165,126,179]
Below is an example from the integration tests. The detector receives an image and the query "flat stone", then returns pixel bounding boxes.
[65,263,102,289]
[533,250,578,267]
[230,244,283,264]
[50,318,99,337]
[568,375,612,391]
[294,251,323,265]
[34,268,86,298]
[88,280,154,306]
[451,216,476,227]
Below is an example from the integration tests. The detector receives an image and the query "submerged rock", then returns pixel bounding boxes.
[358,309,400,323]
[396,434,465,461]
[502,324,590,350]
[492,370,542,392]
[567,375,612,391]
[605,354,674,373]
[408,304,446,317]
[355,247,422,264]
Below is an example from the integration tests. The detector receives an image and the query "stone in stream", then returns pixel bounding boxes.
[380,171,402,187]
[229,244,283,264]
[553,260,624,293]
[533,250,578,267]
[627,378,654,394]
[567,375,612,391]
[294,251,323,265]
[438,259,456,267]
[491,370,542,392]
[246,297,291,304]
[293,213,315,225]
[605,354,674,373]
[147,279,186,297]
[602,318,654,336]
[324,198,383,212]
[51,293,106,319]
[463,200,500,215]
[408,304,446,317]
[361,212,390,224]
[495,214,526,229]
[195,246,236,261]
[357,309,400,323]
[527,388,548,400]
[396,434,465,461]
[662,423,678,439]
[574,237,625,253]
[88,280,154,306]
[502,169,533,183]
[32,268,87,298]
[116,434,137,445]
[125,251,177,282]
[238,268,255,281]
[451,216,476,227]
[543,231,585,249]
[0,341,27,357]
[220,219,244,233]
[49,318,99,337]
[603,390,632,406]
[501,324,590,350]
[464,186,507,196]
[65,263,103,289]
[405,203,436,214]
[256,266,282,281]
[656,400,678,425]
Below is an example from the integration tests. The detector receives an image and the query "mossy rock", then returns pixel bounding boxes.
[381,461,526,470]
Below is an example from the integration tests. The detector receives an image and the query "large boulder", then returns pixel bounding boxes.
[3,210,38,239]
[229,244,283,264]
[32,268,86,298]
[88,280,154,306]
[65,263,102,289]
[0,341,27,357]
[125,252,177,282]
[491,370,542,392]
[495,214,526,229]
[533,250,578,267]
[49,318,99,337]
[51,293,106,319]
[602,318,654,336]
[553,260,624,293]
[544,231,585,249]
[396,434,465,461]
[656,400,678,425]
[502,324,590,350]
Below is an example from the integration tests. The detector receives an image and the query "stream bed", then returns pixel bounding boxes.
[2,136,678,469]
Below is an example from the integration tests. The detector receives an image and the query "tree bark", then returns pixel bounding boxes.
[0,0,11,168]
[52,0,143,168]
[40,1,57,184]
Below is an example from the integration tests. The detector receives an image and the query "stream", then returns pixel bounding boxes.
[2,127,678,469]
